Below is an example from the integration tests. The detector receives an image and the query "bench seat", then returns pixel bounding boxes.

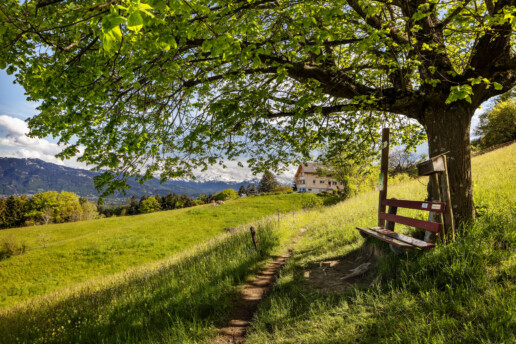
[356,226,435,250]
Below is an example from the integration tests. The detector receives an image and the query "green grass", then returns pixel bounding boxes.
[1,144,514,344]
[0,193,319,309]
[246,143,516,344]
[0,206,320,344]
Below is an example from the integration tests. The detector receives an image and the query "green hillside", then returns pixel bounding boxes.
[0,144,514,344]
[0,193,319,309]
[247,143,516,343]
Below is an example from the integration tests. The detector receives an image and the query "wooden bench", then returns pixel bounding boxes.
[356,198,446,250]
[355,127,454,251]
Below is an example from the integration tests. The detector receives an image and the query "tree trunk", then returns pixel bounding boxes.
[423,104,475,226]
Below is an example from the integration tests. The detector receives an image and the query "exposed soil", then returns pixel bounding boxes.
[212,229,306,344]
[211,233,383,344]
[302,244,385,294]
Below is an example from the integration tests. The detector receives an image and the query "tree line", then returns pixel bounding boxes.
[0,191,98,229]
[0,173,290,229]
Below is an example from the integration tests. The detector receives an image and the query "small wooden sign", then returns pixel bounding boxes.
[417,153,447,176]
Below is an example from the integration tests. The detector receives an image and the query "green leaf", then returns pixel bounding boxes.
[494,82,503,90]
[127,11,144,33]
[169,37,177,49]
[6,65,15,75]
[445,85,473,104]
[102,14,126,32]
[412,11,429,21]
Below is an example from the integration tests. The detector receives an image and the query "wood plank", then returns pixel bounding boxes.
[356,227,415,249]
[382,199,446,213]
[380,213,441,233]
[417,155,445,176]
[369,227,435,249]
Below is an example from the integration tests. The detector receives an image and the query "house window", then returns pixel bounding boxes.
[320,180,325,184]
[333,181,337,185]
[313,180,316,184]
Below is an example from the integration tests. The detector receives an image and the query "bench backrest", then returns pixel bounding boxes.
[380,199,445,233]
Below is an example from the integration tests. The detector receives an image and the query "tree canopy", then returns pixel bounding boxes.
[475,97,516,149]
[2,0,516,222]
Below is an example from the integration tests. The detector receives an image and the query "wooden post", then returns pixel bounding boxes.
[427,173,444,244]
[378,127,390,227]
[440,155,455,242]
[249,226,260,252]
[385,205,398,231]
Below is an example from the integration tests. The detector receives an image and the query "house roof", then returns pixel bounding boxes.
[300,162,320,173]
[295,162,332,177]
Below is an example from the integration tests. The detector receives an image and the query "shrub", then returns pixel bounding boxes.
[0,235,26,260]
[271,185,293,194]
[214,188,239,201]
[301,194,324,209]
[139,196,160,214]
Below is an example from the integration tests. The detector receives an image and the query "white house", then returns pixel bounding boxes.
[294,162,343,193]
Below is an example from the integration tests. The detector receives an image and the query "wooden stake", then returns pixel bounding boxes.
[440,155,455,242]
[428,173,444,244]
[249,226,260,252]
[378,127,390,227]
[385,205,398,231]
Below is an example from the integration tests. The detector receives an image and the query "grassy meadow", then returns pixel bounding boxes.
[246,143,516,343]
[0,193,320,309]
[0,203,322,344]
[0,143,514,343]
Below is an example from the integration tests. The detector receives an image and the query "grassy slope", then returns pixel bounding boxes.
[0,206,321,344]
[247,143,516,344]
[0,193,317,309]
[0,145,513,344]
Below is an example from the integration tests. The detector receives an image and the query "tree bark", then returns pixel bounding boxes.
[423,103,475,226]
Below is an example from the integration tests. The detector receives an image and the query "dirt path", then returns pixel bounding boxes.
[212,230,305,344]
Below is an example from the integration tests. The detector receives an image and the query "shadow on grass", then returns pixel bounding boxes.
[248,214,516,343]
[0,224,280,344]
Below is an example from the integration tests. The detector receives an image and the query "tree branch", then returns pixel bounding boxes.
[182,67,278,88]
[439,0,473,28]
[346,0,409,45]
[66,37,99,66]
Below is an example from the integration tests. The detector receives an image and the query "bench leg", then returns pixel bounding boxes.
[389,243,404,255]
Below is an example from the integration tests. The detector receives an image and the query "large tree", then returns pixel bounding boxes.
[1,0,516,224]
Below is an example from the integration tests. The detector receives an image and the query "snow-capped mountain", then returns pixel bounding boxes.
[174,160,295,185]
[0,158,296,198]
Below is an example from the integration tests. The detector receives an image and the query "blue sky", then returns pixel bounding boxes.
[0,70,79,167]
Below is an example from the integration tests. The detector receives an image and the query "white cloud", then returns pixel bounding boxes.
[0,115,29,137]
[0,115,87,169]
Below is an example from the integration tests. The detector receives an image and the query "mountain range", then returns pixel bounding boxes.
[0,158,261,199]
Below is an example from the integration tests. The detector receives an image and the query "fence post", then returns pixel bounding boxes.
[249,226,260,252]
